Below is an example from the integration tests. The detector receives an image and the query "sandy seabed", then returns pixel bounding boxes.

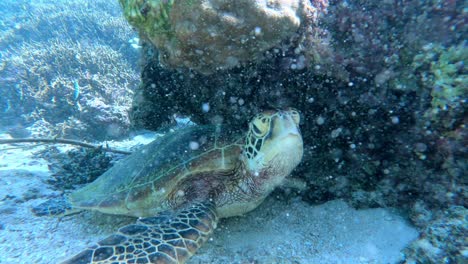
[0,133,418,264]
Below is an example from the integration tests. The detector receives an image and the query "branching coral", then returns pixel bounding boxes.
[0,0,136,55]
[0,0,140,140]
[1,39,138,139]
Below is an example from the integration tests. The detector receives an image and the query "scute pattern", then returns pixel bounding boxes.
[62,202,218,264]
[36,109,303,264]
[67,125,242,217]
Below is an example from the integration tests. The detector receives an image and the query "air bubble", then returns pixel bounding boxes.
[316,116,325,125]
[254,27,262,36]
[189,141,200,150]
[202,103,210,113]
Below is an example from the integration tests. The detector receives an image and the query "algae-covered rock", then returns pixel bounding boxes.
[404,206,468,264]
[406,42,467,132]
[119,0,316,74]
[428,43,467,113]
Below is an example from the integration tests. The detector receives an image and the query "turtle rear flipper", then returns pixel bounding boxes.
[63,201,218,264]
[32,197,75,217]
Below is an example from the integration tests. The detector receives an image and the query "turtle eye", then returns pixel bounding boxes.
[250,117,269,137]
[252,124,262,134]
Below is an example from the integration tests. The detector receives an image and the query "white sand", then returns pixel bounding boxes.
[0,135,418,264]
[191,198,418,264]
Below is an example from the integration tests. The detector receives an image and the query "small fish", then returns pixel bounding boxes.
[4,100,11,113]
[73,80,80,101]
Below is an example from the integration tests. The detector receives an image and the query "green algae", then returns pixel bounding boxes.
[411,42,467,113]
[429,43,467,111]
[118,0,176,40]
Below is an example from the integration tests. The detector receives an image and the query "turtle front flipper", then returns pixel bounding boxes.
[63,201,218,264]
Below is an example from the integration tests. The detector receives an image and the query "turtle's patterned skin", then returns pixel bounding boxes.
[33,108,303,264]
[63,202,217,264]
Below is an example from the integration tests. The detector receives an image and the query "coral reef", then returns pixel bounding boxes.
[426,43,467,112]
[0,0,139,140]
[119,0,322,74]
[0,0,464,262]
[1,39,137,139]
[0,0,137,59]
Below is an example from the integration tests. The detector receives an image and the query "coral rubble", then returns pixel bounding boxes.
[40,147,115,190]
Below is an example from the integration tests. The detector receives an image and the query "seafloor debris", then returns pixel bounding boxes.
[41,146,116,190]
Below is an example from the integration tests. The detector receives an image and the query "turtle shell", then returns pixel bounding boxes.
[68,125,243,217]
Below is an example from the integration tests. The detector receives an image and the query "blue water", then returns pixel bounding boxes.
[0,0,466,263]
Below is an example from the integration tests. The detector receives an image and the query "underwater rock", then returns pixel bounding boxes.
[130,41,325,129]
[119,0,321,74]
[410,43,467,133]
[130,0,466,130]
[324,0,466,82]
[128,4,466,241]
[404,206,468,263]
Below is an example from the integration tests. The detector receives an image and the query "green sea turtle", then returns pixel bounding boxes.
[33,108,303,264]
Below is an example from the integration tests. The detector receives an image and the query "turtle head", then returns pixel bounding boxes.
[242,108,303,190]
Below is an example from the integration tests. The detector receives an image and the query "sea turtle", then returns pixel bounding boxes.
[33,108,304,264]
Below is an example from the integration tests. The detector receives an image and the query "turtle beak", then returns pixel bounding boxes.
[269,110,304,170]
[275,111,301,138]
